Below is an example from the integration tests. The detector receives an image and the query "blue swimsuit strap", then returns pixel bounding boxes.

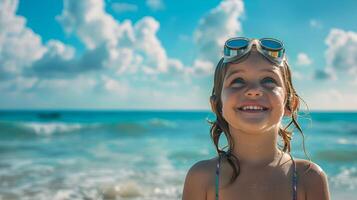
[215,152,298,200]
[215,153,222,200]
[290,153,298,200]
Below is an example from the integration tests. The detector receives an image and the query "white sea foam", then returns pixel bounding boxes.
[52,190,73,200]
[22,122,83,135]
[147,118,177,128]
[330,167,357,190]
[101,181,143,199]
[337,138,357,145]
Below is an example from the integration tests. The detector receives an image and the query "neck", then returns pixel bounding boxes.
[229,125,282,167]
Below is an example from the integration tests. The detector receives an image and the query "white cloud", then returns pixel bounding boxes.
[146,0,164,11]
[194,0,245,65]
[0,0,219,109]
[112,48,142,75]
[1,0,217,83]
[56,0,216,78]
[35,76,97,93]
[296,52,313,66]
[28,40,78,77]
[291,70,303,80]
[134,17,168,73]
[325,28,357,75]
[111,2,138,13]
[56,0,176,75]
[313,28,357,81]
[0,0,100,80]
[0,0,45,79]
[101,76,129,94]
[191,59,215,76]
[56,0,120,49]
[308,89,357,110]
[0,76,38,92]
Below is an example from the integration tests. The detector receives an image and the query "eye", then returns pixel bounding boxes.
[230,77,245,87]
[261,77,277,85]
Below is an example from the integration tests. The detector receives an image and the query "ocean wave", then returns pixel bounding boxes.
[330,167,357,190]
[0,118,177,137]
[0,157,183,199]
[23,122,83,135]
[0,121,83,136]
[337,138,357,145]
[314,149,357,162]
[146,118,177,128]
[100,181,143,199]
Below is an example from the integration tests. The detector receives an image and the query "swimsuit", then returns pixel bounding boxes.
[215,153,298,200]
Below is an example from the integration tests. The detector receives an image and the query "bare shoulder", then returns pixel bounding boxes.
[295,159,327,182]
[295,159,330,200]
[182,157,218,200]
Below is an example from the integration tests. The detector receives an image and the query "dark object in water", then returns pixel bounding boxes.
[37,112,61,120]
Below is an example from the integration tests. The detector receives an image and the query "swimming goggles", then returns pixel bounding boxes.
[223,37,286,66]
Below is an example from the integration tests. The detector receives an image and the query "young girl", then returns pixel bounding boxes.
[182,37,330,200]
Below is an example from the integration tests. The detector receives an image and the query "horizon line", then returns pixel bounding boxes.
[0,108,357,113]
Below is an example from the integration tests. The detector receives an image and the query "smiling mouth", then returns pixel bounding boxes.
[236,106,270,113]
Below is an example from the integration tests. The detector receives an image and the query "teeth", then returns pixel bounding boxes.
[241,106,265,110]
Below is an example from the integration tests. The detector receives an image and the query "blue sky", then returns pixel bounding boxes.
[1,0,357,110]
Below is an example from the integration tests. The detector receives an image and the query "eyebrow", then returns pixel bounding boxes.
[225,68,279,80]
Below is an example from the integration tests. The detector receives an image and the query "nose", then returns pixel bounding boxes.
[244,84,263,97]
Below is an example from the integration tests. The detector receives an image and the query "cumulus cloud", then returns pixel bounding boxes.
[296,52,313,66]
[0,0,113,95]
[101,75,129,94]
[1,0,220,84]
[146,0,164,11]
[291,70,303,80]
[194,0,245,64]
[56,0,120,49]
[312,28,357,81]
[325,28,357,75]
[0,0,107,80]
[56,0,175,75]
[190,59,215,75]
[0,0,219,104]
[0,0,45,79]
[134,17,168,73]
[27,40,77,78]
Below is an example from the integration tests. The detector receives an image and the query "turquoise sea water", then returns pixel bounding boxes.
[0,110,356,199]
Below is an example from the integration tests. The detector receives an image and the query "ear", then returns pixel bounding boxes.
[284,106,291,117]
[210,95,218,114]
[284,95,299,117]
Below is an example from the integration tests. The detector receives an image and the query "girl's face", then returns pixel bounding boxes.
[221,50,288,133]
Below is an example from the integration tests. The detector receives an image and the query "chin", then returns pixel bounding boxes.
[231,118,277,131]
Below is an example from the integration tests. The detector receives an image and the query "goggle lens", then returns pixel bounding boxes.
[260,38,283,50]
[224,38,249,57]
[226,39,249,49]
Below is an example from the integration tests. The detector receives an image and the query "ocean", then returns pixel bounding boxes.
[0,110,356,200]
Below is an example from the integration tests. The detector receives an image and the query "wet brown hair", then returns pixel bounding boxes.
[207,54,310,187]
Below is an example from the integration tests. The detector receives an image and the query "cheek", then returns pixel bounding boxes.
[220,89,237,118]
[271,87,286,106]
[221,88,237,106]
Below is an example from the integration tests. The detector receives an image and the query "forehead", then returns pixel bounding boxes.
[225,52,283,78]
